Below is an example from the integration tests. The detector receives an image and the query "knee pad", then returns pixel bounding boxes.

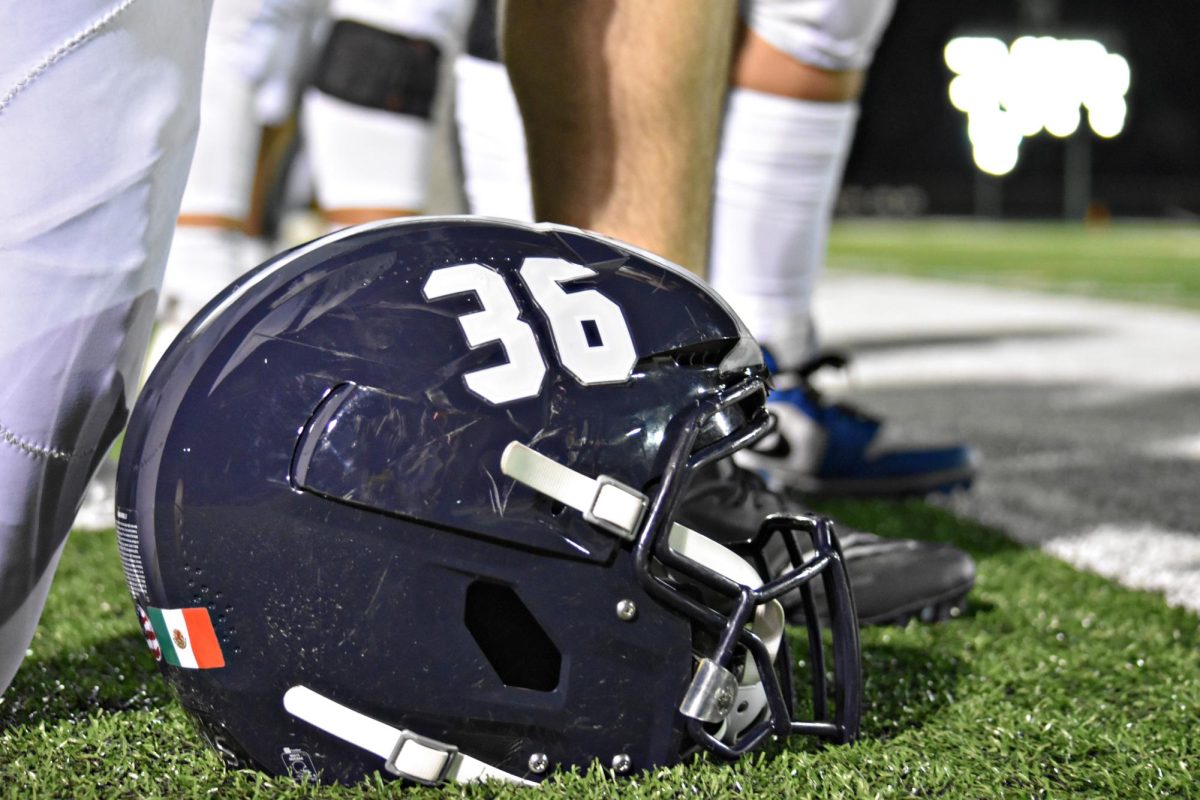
[327,0,468,47]
[313,19,441,119]
[306,19,443,211]
[744,0,896,72]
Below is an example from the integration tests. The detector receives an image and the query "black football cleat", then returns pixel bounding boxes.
[679,459,975,626]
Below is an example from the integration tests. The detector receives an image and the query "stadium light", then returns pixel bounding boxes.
[945,35,1130,176]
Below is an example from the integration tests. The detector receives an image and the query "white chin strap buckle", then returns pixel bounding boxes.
[385,730,458,786]
[585,475,647,540]
[501,441,647,540]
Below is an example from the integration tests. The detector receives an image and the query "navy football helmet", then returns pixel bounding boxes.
[117,218,861,786]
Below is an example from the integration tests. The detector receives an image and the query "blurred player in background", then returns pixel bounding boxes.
[716,1,976,498]
[302,0,467,228]
[155,1,402,344]
[150,0,318,368]
[154,0,468,363]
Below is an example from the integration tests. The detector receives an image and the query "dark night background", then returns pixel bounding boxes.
[847,0,1200,218]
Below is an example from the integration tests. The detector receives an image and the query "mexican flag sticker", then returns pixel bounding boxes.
[145,606,225,669]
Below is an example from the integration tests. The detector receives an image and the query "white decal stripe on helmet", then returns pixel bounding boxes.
[283,686,535,786]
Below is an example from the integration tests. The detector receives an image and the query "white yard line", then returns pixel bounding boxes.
[1044,524,1200,612]
[814,273,1200,390]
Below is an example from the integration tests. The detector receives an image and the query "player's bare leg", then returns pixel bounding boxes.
[503,0,737,276]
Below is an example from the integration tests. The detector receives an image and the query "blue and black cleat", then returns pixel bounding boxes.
[736,351,977,497]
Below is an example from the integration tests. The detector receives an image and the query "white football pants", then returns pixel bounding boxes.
[0,0,211,696]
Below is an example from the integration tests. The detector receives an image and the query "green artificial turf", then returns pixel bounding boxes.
[2,503,1196,798]
[827,220,1200,310]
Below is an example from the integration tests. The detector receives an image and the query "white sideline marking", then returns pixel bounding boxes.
[813,273,1200,391]
[1044,525,1200,614]
[814,272,1200,615]
[1145,434,1200,461]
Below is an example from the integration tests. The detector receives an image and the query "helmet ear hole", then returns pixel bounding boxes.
[464,581,562,692]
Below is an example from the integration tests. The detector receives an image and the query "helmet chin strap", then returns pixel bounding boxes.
[283,685,535,787]
[500,442,785,744]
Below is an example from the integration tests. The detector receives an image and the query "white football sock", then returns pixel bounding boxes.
[454,54,535,222]
[709,88,858,370]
